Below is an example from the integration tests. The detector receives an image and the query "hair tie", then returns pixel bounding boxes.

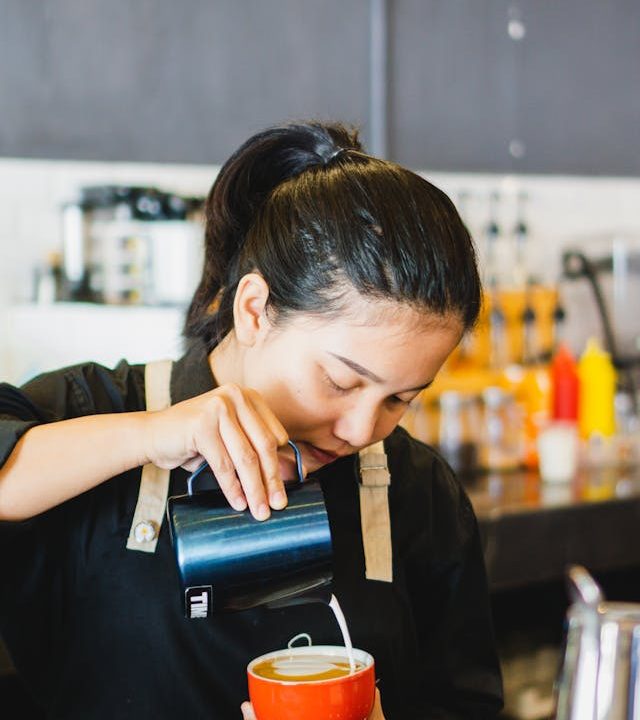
[325,147,348,165]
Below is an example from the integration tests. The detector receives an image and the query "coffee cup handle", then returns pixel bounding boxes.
[186,440,305,496]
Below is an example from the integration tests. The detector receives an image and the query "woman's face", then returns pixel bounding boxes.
[242,296,463,474]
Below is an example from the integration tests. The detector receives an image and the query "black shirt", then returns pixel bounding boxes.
[0,340,503,719]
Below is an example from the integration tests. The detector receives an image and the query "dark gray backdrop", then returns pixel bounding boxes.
[1,0,639,174]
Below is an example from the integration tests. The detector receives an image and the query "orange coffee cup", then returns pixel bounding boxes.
[247,645,375,720]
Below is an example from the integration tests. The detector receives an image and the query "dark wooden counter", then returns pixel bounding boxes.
[466,466,640,591]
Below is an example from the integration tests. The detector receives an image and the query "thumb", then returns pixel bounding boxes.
[369,688,386,719]
[240,701,256,720]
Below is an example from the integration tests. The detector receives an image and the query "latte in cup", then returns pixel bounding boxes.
[247,645,375,720]
[252,653,367,682]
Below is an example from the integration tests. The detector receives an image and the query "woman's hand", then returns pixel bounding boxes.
[240,689,386,719]
[143,384,295,520]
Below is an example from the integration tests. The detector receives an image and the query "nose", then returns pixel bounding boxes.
[333,400,392,449]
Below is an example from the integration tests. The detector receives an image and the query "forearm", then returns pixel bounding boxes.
[0,412,149,521]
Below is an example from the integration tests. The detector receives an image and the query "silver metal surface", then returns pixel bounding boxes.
[61,202,87,286]
[556,566,640,719]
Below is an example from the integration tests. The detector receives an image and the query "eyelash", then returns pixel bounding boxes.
[323,373,408,406]
[323,373,349,394]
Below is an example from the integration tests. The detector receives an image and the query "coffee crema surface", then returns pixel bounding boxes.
[252,654,366,682]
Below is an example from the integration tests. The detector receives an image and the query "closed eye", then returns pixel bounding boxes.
[325,372,421,406]
[387,395,411,406]
[323,373,351,394]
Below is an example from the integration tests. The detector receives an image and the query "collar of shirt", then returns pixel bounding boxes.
[170,338,216,404]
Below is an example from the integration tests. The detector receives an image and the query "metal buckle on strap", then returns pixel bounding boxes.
[358,452,391,487]
[358,442,393,582]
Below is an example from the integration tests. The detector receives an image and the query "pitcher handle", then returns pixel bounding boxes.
[567,565,604,607]
[187,440,305,496]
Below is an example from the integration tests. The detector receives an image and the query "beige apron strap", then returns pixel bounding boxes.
[126,359,173,553]
[358,440,393,582]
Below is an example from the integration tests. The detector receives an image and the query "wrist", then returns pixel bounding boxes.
[123,411,155,468]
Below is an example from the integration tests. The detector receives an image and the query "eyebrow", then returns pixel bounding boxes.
[328,352,433,394]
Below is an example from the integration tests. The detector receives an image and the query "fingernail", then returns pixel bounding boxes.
[231,495,247,512]
[256,503,270,521]
[270,489,286,509]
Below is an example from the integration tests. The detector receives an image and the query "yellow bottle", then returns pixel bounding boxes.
[578,338,616,439]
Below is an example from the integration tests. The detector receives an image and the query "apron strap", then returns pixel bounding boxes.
[358,440,393,582]
[126,359,173,553]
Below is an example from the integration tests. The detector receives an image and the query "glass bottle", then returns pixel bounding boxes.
[481,386,523,472]
[437,391,480,482]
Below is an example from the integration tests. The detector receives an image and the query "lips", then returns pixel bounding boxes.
[303,443,341,465]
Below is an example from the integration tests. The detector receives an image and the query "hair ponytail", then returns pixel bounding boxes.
[185,122,362,347]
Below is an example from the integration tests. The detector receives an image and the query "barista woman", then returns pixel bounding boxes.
[0,122,503,719]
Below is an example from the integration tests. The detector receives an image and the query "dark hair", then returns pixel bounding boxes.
[185,121,481,350]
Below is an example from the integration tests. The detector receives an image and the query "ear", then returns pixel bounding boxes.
[232,273,271,347]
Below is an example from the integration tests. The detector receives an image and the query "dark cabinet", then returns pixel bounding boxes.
[390,0,640,175]
[0,0,369,164]
[1,0,639,175]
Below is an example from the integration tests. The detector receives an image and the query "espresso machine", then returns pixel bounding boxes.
[562,234,640,405]
[60,185,204,306]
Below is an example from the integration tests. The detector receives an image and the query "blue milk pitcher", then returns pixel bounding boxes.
[166,441,334,618]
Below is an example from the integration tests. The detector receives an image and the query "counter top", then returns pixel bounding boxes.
[466,466,640,591]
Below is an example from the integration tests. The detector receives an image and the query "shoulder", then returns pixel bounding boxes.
[384,425,465,507]
[384,426,476,557]
[1,359,145,419]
